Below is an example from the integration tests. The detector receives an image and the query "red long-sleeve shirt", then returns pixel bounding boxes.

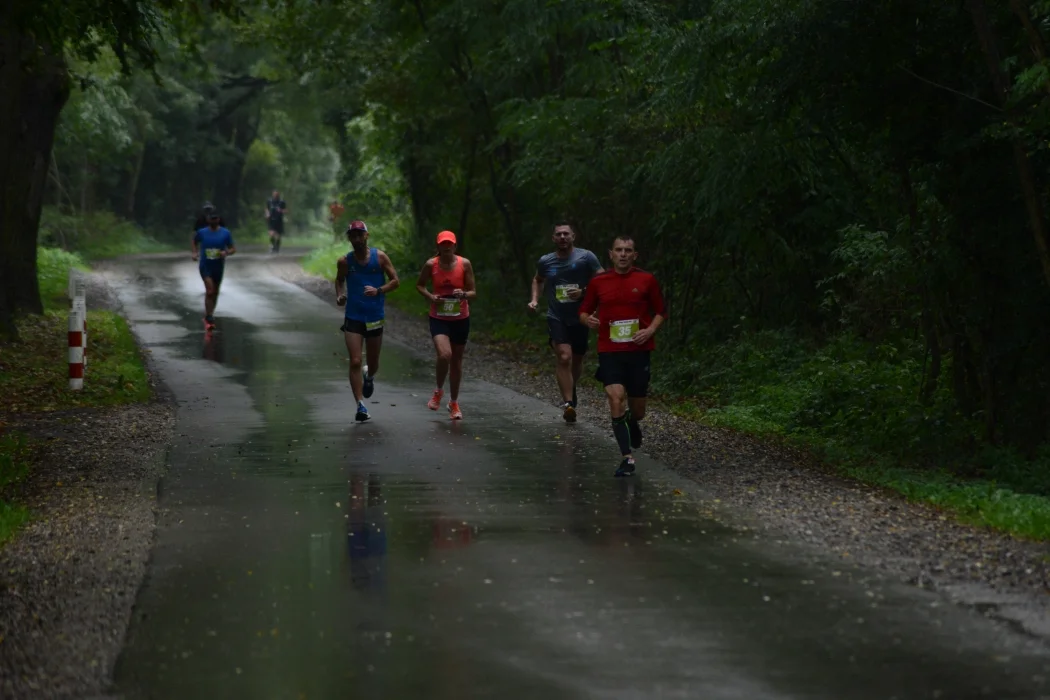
[579,267,667,353]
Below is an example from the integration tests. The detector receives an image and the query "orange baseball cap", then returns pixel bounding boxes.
[436,230,456,245]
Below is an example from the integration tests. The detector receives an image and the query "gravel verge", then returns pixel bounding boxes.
[270,256,1050,640]
[0,270,174,699]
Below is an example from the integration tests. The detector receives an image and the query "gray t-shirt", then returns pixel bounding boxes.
[536,247,603,324]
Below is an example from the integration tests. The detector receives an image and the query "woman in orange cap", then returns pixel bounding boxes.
[415,230,476,419]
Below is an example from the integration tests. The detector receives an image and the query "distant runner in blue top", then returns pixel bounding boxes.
[191,208,236,332]
[528,221,603,423]
[335,220,401,422]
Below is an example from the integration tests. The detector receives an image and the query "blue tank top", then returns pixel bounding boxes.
[345,247,385,323]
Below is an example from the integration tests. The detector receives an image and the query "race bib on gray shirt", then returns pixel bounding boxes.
[536,248,602,324]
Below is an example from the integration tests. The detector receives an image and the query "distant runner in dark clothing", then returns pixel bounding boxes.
[193,201,225,232]
[265,190,287,254]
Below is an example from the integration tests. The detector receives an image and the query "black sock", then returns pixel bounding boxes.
[612,411,632,456]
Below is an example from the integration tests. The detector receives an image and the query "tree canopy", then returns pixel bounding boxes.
[8,0,1050,468]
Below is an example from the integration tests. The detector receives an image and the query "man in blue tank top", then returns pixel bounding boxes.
[335,220,401,422]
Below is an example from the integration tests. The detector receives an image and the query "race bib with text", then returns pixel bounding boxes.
[554,284,580,302]
[436,298,462,316]
[610,319,639,342]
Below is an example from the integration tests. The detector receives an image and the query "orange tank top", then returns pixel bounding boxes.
[429,255,470,319]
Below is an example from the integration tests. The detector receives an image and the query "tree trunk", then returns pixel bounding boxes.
[456,135,478,254]
[1009,0,1049,63]
[126,141,146,218]
[0,22,71,336]
[486,154,529,289]
[967,0,1050,287]
[80,157,91,213]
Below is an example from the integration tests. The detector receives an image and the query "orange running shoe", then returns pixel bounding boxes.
[427,388,444,410]
[448,401,463,420]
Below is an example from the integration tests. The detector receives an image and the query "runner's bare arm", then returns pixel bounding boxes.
[335,256,348,306]
[416,261,437,302]
[455,259,477,300]
[529,272,545,310]
[378,251,400,294]
[191,233,199,260]
[633,314,665,345]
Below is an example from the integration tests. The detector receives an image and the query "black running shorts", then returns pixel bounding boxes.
[341,318,385,338]
[547,318,590,355]
[429,316,470,345]
[595,350,651,397]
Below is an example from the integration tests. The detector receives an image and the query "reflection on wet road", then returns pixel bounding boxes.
[112,254,1050,699]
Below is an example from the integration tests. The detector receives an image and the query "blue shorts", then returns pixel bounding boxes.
[429,316,470,345]
[200,263,224,286]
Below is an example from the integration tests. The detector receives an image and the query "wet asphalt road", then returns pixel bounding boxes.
[109,253,1050,699]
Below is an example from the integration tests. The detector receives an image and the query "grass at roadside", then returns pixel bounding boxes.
[1,246,154,546]
[0,311,151,414]
[659,333,1050,541]
[39,207,173,260]
[38,247,89,309]
[0,433,31,545]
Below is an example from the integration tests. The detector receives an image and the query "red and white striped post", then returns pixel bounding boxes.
[68,310,84,390]
[68,270,86,390]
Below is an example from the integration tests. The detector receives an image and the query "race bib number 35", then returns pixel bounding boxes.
[554,284,579,302]
[205,248,222,260]
[610,319,639,342]
[437,298,462,316]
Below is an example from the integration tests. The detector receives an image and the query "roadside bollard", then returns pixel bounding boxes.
[68,308,85,390]
[68,270,87,390]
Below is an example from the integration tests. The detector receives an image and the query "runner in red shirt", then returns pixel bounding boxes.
[579,236,666,477]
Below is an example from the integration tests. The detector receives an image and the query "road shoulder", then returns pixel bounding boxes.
[0,270,174,699]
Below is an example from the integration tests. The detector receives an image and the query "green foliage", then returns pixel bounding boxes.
[38,208,172,260]
[0,501,30,548]
[338,115,408,220]
[0,433,31,491]
[844,462,1050,542]
[36,247,88,311]
[44,9,341,241]
[653,331,970,460]
[0,433,33,546]
[644,328,1050,539]
[0,309,152,413]
[301,215,416,281]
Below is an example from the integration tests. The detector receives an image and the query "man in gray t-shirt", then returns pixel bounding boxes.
[528,222,604,422]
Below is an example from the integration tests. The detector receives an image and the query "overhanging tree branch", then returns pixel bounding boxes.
[896,65,1002,112]
[199,79,271,127]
